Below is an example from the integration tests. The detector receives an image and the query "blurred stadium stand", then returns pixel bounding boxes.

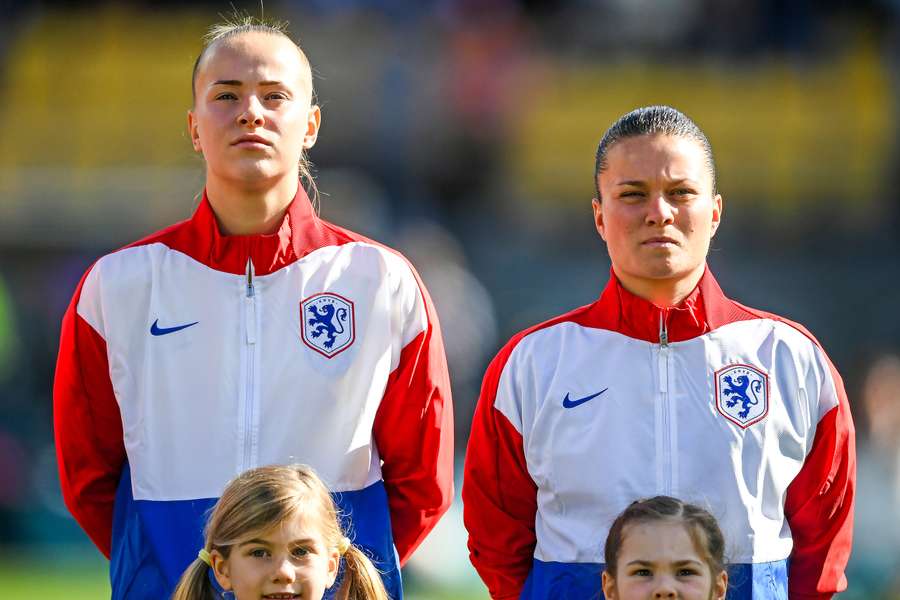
[1,1,899,597]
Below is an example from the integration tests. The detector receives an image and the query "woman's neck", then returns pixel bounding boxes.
[205,176,298,236]
[614,263,705,308]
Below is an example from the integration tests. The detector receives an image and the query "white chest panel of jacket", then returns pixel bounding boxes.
[493,318,839,564]
[77,240,427,501]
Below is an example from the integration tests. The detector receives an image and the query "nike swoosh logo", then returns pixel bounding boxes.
[562,388,609,409]
[150,319,199,336]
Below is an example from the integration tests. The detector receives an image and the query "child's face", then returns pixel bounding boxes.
[211,513,339,600]
[601,520,727,600]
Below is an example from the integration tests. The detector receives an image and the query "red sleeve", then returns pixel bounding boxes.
[462,341,538,600]
[785,359,856,600]
[52,269,125,558]
[372,276,453,566]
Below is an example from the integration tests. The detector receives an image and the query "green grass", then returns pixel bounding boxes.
[0,553,486,600]
[1,556,110,600]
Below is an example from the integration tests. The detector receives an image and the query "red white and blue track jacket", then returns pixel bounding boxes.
[53,188,454,600]
[463,268,854,600]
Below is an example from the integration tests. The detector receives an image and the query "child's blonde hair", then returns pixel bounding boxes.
[172,464,388,600]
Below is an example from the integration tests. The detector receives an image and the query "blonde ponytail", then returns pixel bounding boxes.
[171,556,217,600]
[336,544,389,600]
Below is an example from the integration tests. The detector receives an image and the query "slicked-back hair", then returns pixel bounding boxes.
[604,495,726,579]
[594,105,716,200]
[190,16,310,106]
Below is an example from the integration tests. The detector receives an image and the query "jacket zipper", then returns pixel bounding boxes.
[241,258,258,471]
[657,310,673,495]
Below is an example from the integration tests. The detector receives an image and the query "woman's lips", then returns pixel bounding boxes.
[233,141,271,149]
[642,237,679,247]
[232,135,272,148]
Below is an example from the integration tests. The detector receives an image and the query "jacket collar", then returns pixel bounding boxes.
[596,266,729,343]
[186,186,320,276]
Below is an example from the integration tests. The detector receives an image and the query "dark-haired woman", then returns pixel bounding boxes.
[463,105,854,599]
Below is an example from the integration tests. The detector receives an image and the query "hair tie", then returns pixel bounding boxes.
[198,548,212,566]
[337,536,351,555]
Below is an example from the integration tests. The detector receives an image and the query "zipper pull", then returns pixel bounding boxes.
[245,258,257,345]
[659,310,669,347]
[246,258,255,298]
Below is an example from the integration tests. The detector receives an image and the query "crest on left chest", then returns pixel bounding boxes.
[714,363,769,428]
[301,292,356,358]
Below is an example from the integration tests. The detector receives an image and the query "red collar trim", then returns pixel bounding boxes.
[185,186,320,276]
[597,267,725,343]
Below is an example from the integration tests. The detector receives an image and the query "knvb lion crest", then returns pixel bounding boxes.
[714,364,769,428]
[301,293,355,358]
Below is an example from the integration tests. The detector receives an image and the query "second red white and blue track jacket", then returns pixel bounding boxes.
[54,188,454,600]
[463,268,854,600]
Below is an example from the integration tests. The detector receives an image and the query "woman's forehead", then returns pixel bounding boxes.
[611,135,704,166]
[602,134,710,184]
[197,32,311,89]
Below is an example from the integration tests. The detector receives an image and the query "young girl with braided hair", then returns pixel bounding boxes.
[172,464,388,600]
[601,496,729,600]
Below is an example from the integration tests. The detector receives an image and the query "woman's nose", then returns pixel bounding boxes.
[238,97,265,127]
[645,193,675,226]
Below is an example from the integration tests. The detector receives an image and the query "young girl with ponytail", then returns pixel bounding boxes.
[172,464,388,600]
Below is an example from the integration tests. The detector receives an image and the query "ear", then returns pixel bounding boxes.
[326,546,340,588]
[303,105,322,150]
[710,193,723,238]
[188,110,202,153]
[601,570,617,600]
[210,549,232,591]
[713,569,728,600]
[591,198,607,241]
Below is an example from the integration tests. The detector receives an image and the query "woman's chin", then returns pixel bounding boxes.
[214,163,290,188]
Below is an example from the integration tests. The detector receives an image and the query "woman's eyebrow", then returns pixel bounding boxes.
[615,180,646,187]
[211,80,286,86]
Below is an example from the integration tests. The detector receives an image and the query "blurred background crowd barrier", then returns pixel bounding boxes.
[1,0,899,598]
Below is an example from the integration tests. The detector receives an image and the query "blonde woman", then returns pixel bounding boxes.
[54,17,452,600]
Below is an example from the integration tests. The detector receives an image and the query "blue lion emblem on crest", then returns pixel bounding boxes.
[307,303,348,349]
[300,293,355,358]
[715,364,769,428]
[721,374,763,419]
